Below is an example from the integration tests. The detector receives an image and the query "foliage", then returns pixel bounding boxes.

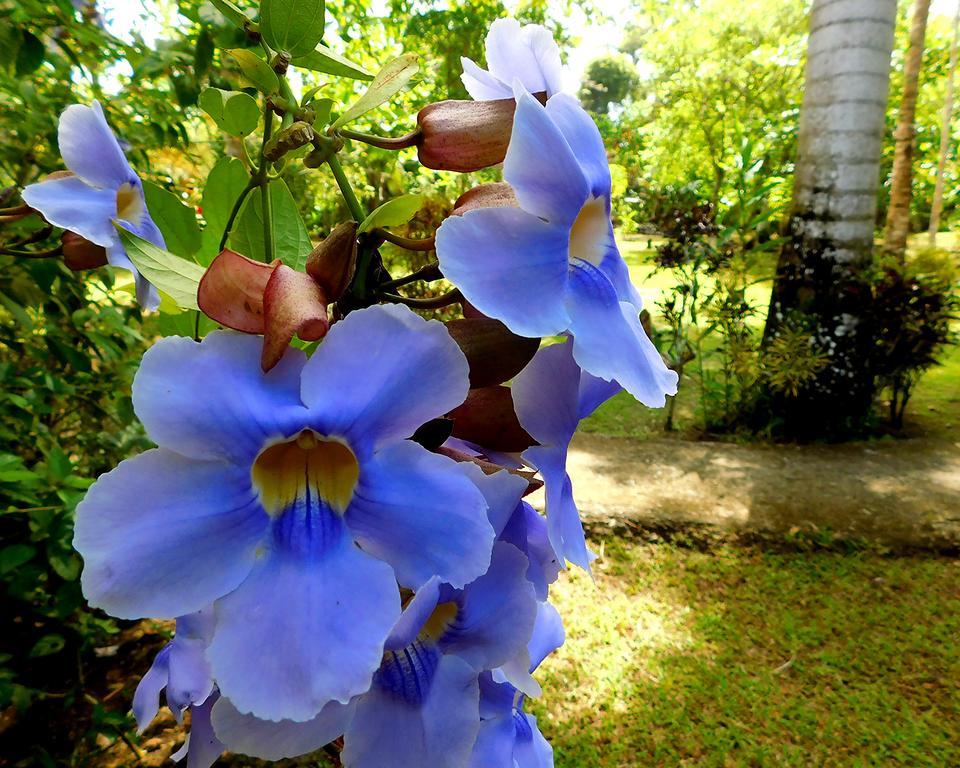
[578,54,638,114]
[870,248,958,428]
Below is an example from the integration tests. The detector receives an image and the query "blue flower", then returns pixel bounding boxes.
[461,18,563,100]
[74,304,495,723]
[511,341,621,570]
[470,601,565,768]
[21,102,163,309]
[132,609,224,768]
[208,541,539,766]
[435,88,679,406]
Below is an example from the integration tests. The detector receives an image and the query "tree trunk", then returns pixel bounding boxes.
[762,0,897,439]
[929,2,960,244]
[884,0,932,258]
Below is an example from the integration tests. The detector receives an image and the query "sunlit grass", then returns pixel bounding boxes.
[535,537,960,767]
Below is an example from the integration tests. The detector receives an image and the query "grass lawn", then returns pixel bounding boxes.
[535,536,960,767]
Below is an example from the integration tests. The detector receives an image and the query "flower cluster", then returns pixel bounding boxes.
[62,16,677,768]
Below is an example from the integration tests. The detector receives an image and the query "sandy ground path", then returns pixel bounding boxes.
[526,434,960,548]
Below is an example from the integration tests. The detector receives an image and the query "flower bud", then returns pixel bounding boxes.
[264,121,315,162]
[305,221,358,301]
[61,231,108,271]
[451,182,518,216]
[416,98,517,173]
[446,386,536,452]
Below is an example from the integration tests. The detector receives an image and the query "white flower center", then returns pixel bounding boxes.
[116,182,145,224]
[568,195,609,267]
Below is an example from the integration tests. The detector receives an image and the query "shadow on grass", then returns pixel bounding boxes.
[532,536,960,767]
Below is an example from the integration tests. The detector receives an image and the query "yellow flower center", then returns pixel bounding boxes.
[251,430,359,517]
[419,602,459,642]
[568,195,609,267]
[116,182,145,224]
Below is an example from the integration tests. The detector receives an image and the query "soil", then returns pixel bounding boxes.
[524,433,960,550]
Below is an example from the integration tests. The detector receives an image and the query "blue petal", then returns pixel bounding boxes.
[460,462,528,538]
[523,445,591,570]
[504,89,588,227]
[21,176,118,247]
[74,449,268,619]
[342,653,480,768]
[440,543,538,671]
[483,19,563,97]
[478,672,517,718]
[132,332,308,463]
[578,366,622,420]
[167,626,215,716]
[469,714,516,768]
[300,305,469,454]
[58,102,137,190]
[512,341,581,447]
[566,260,679,406]
[347,440,493,589]
[211,696,355,760]
[460,56,511,100]
[436,206,570,338]
[207,517,399,722]
[132,645,170,733]
[514,712,553,768]
[528,602,564,672]
[117,199,166,311]
[174,694,225,768]
[386,577,441,651]
[499,502,561,601]
[544,95,611,200]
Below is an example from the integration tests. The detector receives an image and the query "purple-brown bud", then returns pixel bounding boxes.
[61,231,108,271]
[445,317,539,389]
[451,182,518,217]
[305,221,358,302]
[416,98,517,173]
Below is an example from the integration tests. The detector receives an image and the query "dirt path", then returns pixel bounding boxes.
[527,434,960,548]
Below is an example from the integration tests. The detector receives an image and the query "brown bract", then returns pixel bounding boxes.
[445,317,539,389]
[447,385,536,452]
[451,182,518,216]
[306,221,358,301]
[61,231,108,271]
[416,98,516,173]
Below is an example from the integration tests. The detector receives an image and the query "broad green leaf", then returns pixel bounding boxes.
[142,181,202,258]
[0,545,35,576]
[199,87,260,136]
[230,178,311,271]
[358,194,424,234]
[208,0,250,27]
[15,31,44,77]
[293,43,372,81]
[158,310,219,338]
[331,54,419,130]
[199,157,250,264]
[30,634,65,658]
[261,0,325,58]
[47,550,80,581]
[226,49,280,94]
[117,226,206,311]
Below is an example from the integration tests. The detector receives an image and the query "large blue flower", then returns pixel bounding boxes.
[435,88,678,406]
[209,540,539,767]
[74,304,494,723]
[512,341,620,571]
[21,102,163,309]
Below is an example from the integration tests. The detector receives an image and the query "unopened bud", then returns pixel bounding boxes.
[451,182,518,216]
[306,221,358,301]
[262,264,329,372]
[416,98,517,173]
[264,121,315,162]
[62,231,108,271]
[304,134,344,168]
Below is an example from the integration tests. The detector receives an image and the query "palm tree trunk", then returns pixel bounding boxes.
[929,2,960,244]
[763,0,898,439]
[884,0,933,258]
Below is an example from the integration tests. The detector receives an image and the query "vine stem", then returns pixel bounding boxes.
[326,155,365,223]
[218,181,256,252]
[377,289,462,309]
[258,107,276,264]
[375,229,435,251]
[379,261,441,291]
[338,127,421,151]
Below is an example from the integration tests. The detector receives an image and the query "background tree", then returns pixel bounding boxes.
[579,53,639,114]
[929,0,960,242]
[884,0,932,258]
[763,0,898,438]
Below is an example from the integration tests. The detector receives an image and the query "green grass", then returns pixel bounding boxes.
[536,536,960,767]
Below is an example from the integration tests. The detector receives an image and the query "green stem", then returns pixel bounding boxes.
[258,108,276,263]
[375,229,436,252]
[326,155,365,223]
[218,181,256,252]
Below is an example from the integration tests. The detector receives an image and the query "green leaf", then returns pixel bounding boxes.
[142,182,202,258]
[199,87,260,136]
[15,31,44,77]
[230,178,311,271]
[116,226,206,311]
[199,157,250,264]
[293,43,372,81]
[260,0,326,58]
[331,53,419,129]
[47,550,81,581]
[226,49,280,94]
[208,0,250,28]
[30,635,65,659]
[0,545,35,576]
[358,194,424,234]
